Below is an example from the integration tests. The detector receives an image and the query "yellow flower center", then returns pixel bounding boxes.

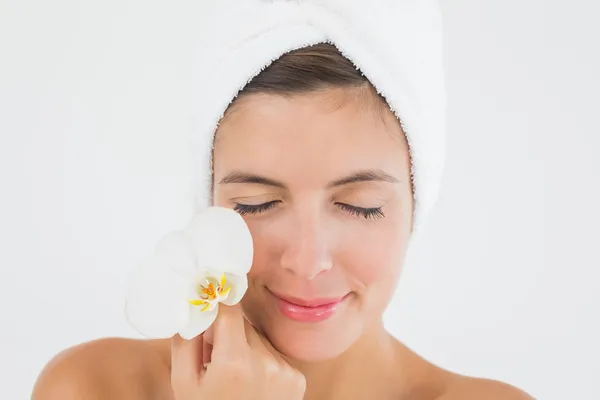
[202,283,217,300]
[187,273,231,312]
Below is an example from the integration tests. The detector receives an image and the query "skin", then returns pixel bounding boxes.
[32,87,534,400]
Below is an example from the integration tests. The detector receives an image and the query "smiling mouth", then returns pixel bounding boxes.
[267,288,350,322]
[270,292,348,307]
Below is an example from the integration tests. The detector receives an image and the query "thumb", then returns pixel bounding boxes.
[210,304,248,360]
[170,333,204,392]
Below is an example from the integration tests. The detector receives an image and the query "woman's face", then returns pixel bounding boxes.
[212,88,413,361]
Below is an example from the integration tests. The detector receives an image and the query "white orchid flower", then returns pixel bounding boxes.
[125,206,253,340]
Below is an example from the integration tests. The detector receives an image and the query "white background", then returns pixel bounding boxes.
[1,0,599,398]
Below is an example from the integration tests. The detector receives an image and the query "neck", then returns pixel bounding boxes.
[284,322,405,400]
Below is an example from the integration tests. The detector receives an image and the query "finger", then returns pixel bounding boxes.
[243,318,266,350]
[201,326,214,366]
[243,319,286,362]
[204,326,214,346]
[210,304,249,360]
[202,338,213,367]
[170,334,204,392]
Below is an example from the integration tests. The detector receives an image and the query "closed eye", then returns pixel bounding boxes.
[335,203,385,220]
[233,201,280,216]
[233,201,385,220]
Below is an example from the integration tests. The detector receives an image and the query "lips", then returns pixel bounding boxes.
[273,293,346,307]
[268,289,349,323]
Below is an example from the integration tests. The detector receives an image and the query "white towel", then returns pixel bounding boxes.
[189,0,446,232]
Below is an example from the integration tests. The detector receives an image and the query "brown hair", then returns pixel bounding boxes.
[224,42,388,116]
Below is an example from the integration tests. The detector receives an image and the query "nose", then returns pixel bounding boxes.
[279,211,333,280]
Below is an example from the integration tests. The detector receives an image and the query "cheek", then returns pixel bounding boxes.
[338,214,410,313]
[242,220,280,279]
[340,224,406,289]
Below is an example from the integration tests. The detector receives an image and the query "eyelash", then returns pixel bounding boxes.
[233,201,385,220]
[233,201,279,215]
[335,203,385,220]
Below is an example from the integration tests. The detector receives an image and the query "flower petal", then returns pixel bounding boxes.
[221,274,248,306]
[178,306,218,340]
[185,206,254,275]
[154,230,197,278]
[125,258,189,339]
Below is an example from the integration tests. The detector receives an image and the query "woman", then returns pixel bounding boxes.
[32,1,533,399]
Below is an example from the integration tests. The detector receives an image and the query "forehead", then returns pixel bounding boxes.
[212,91,410,185]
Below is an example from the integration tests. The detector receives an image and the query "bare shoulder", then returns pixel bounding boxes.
[437,376,535,400]
[396,343,534,400]
[31,337,173,400]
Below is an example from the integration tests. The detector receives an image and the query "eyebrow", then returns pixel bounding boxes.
[219,172,286,188]
[218,169,400,189]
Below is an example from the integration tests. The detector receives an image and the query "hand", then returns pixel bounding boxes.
[170,305,306,400]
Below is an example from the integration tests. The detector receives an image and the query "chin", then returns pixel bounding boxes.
[266,323,362,362]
